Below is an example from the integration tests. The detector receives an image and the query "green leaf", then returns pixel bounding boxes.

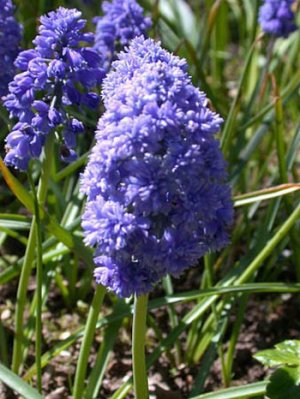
[0,214,31,230]
[0,362,42,399]
[85,301,126,399]
[23,282,300,381]
[255,349,299,368]
[189,381,267,398]
[267,366,300,399]
[158,0,197,43]
[0,159,94,269]
[234,184,300,207]
[0,158,34,213]
[276,341,300,356]
[255,340,300,367]
[54,152,88,182]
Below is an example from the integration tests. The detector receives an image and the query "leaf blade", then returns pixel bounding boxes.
[0,362,43,399]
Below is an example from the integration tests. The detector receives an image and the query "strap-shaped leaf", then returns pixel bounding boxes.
[0,362,42,399]
[189,381,267,398]
[0,158,34,213]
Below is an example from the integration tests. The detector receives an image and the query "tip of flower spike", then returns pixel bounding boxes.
[33,7,93,57]
[102,36,188,101]
[39,7,82,26]
[94,0,152,70]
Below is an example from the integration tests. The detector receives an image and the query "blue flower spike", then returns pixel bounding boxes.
[81,37,233,298]
[4,7,104,170]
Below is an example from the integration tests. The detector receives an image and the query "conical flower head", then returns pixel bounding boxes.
[81,37,233,298]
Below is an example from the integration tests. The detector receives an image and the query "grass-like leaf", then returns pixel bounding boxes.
[189,381,267,399]
[0,362,42,399]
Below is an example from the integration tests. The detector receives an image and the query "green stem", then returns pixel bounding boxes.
[73,285,106,399]
[162,275,181,365]
[256,37,274,105]
[274,92,288,184]
[204,255,227,386]
[0,322,9,366]
[224,294,248,387]
[37,134,55,204]
[28,169,43,393]
[12,222,37,374]
[132,294,149,399]
[12,135,54,374]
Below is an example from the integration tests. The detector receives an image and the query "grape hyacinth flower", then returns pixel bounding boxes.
[94,0,151,71]
[0,0,22,97]
[4,7,104,170]
[259,0,297,38]
[81,37,233,298]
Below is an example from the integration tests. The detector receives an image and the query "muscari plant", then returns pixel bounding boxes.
[1,0,300,398]
[81,36,233,397]
[1,0,151,394]
[4,7,104,169]
[3,8,105,387]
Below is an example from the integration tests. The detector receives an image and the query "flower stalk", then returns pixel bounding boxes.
[132,294,149,399]
[27,167,43,392]
[12,133,54,375]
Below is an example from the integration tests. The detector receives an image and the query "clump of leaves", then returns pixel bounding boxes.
[254,340,300,399]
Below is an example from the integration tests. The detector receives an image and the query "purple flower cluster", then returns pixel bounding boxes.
[81,37,233,298]
[94,0,151,71]
[259,0,297,38]
[0,0,22,97]
[4,7,104,170]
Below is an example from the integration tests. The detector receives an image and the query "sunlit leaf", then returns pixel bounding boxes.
[255,340,300,367]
